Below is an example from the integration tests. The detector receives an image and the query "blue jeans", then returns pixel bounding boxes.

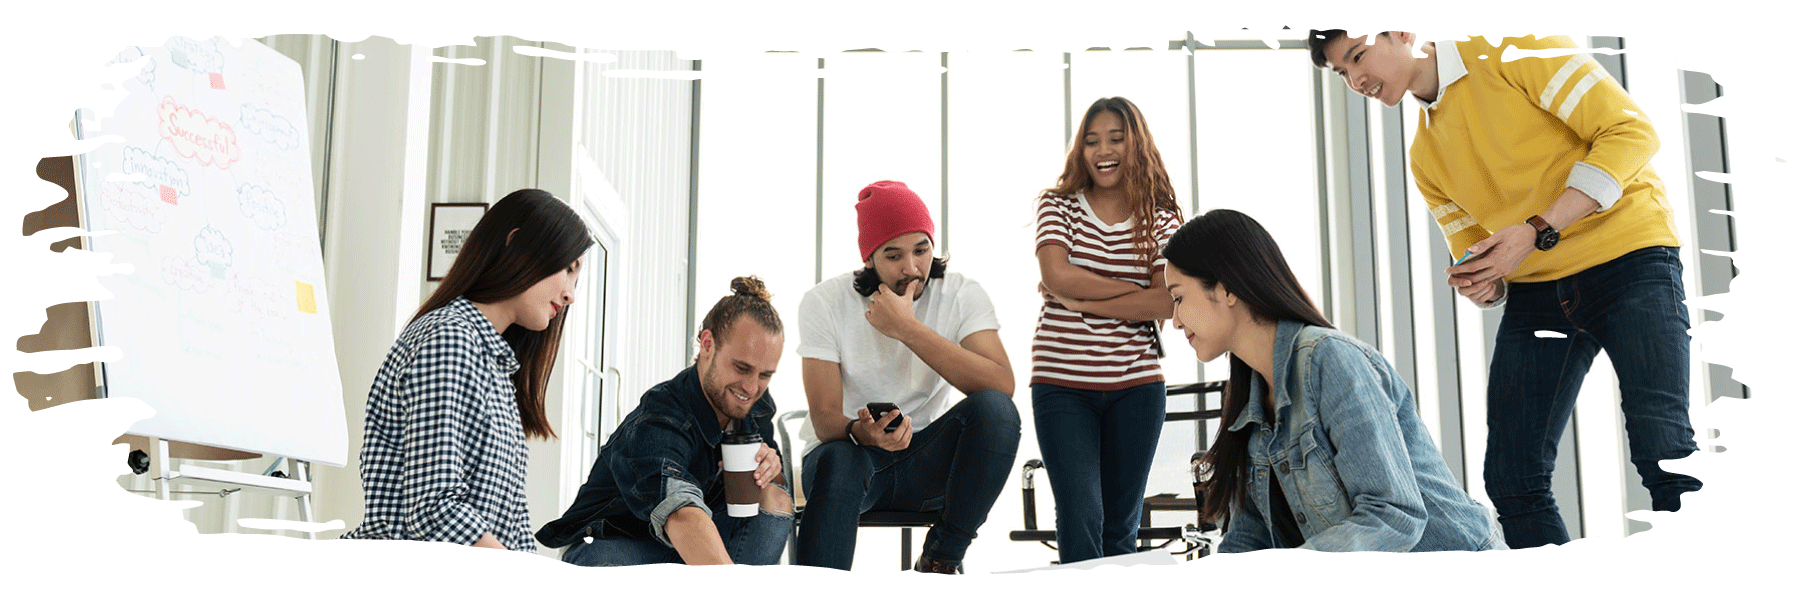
[560,507,792,566]
[1483,246,1703,548]
[795,390,1021,570]
[1031,382,1165,563]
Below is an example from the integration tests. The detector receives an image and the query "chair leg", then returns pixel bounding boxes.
[787,508,803,565]
[787,527,799,565]
[901,528,913,570]
[1138,499,1152,552]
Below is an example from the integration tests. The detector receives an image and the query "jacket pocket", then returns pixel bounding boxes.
[1286,427,1353,524]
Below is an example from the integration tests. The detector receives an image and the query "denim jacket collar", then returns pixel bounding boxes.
[1226,319,1306,433]
[673,365,775,448]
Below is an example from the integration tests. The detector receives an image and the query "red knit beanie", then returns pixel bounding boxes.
[855,180,935,261]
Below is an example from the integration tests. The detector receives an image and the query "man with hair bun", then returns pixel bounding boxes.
[794,180,1021,573]
[536,276,793,566]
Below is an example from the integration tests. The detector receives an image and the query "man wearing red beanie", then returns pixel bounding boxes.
[793,180,1021,573]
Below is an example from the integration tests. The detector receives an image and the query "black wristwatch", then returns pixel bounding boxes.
[844,420,861,446]
[1527,215,1560,251]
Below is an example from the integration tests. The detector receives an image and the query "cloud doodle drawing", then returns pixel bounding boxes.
[236,183,288,231]
[158,97,241,169]
[110,46,156,86]
[99,181,167,233]
[239,104,300,151]
[165,36,223,74]
[192,225,233,280]
[122,146,191,198]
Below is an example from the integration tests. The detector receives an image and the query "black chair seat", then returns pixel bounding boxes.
[1141,493,1194,512]
[858,510,939,527]
[1009,526,1190,543]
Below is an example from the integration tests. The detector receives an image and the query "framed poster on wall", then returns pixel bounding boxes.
[428,202,488,281]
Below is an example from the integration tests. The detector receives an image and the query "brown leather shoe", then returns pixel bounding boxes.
[913,556,963,574]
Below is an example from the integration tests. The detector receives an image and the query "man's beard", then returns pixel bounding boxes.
[703,356,749,421]
[893,276,927,297]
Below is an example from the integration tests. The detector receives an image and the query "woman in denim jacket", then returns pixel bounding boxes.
[1163,209,1504,552]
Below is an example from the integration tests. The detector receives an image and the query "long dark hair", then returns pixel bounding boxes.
[1043,97,1182,268]
[415,188,593,440]
[1161,209,1331,524]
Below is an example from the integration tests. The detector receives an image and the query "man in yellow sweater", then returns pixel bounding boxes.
[1307,30,1701,548]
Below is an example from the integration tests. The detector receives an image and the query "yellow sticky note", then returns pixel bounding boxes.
[296,281,317,314]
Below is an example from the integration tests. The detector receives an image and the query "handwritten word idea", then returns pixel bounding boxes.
[192,225,234,279]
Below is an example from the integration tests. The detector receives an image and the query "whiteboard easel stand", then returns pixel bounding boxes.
[149,437,319,540]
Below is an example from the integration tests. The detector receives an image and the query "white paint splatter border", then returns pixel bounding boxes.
[5,0,1792,596]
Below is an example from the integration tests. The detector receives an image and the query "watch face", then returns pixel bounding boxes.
[1537,229,1560,251]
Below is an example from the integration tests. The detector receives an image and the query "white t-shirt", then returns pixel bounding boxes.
[795,271,1001,450]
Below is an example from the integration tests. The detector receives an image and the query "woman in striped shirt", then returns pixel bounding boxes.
[1032,97,1184,563]
[340,188,592,552]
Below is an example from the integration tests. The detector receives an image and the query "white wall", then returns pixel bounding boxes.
[313,35,437,536]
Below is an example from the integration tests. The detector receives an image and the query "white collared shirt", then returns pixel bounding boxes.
[1415,40,1468,122]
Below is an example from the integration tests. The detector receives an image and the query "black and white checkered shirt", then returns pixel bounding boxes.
[340,296,536,552]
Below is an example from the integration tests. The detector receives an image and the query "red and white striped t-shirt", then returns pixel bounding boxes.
[1031,191,1181,391]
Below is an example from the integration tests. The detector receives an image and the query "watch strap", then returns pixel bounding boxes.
[1527,214,1560,250]
[1527,215,1552,233]
[843,420,860,446]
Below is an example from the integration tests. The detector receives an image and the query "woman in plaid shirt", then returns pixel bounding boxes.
[340,188,592,552]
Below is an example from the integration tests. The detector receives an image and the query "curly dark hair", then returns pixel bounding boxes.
[1041,97,1182,269]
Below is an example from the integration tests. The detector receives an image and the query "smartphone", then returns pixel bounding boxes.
[866,402,902,433]
[1454,248,1489,266]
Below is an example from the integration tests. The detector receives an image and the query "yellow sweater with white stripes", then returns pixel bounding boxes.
[1410,35,1679,283]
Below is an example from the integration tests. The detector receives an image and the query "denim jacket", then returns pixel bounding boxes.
[1217,320,1505,553]
[535,366,782,549]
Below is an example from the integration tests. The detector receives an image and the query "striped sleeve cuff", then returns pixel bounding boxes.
[648,476,710,547]
[1567,161,1623,211]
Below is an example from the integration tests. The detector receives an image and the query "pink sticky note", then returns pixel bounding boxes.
[209,72,225,89]
[158,184,178,205]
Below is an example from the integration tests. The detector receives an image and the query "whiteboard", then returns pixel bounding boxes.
[75,37,346,467]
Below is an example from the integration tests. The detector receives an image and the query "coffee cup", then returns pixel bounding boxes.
[721,433,762,518]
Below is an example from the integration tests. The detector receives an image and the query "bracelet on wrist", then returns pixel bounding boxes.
[843,420,860,446]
